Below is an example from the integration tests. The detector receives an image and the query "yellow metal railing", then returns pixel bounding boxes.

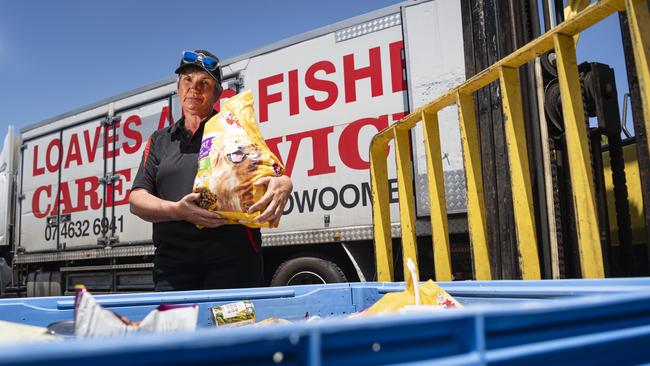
[370,0,650,282]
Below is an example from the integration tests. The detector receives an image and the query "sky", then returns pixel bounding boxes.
[0,0,632,142]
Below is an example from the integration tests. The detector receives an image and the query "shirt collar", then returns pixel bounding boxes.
[170,109,217,136]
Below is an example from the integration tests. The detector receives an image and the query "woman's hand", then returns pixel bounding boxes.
[248,175,293,228]
[175,192,229,228]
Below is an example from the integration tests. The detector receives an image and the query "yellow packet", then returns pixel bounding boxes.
[360,279,462,316]
[193,91,285,228]
[357,258,461,316]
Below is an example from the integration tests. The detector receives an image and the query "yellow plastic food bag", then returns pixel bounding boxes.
[357,265,462,316]
[360,280,462,316]
[193,90,285,228]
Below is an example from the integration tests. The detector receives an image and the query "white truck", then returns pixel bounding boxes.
[0,0,468,296]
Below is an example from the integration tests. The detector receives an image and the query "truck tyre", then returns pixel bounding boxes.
[26,271,62,297]
[26,272,36,297]
[271,257,347,286]
[49,271,62,296]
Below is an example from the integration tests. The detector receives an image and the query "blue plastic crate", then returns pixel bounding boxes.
[0,278,649,365]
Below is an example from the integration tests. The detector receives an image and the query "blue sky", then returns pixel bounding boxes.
[0,1,631,140]
[0,0,402,134]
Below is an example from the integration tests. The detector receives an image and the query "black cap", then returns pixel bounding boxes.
[175,49,223,84]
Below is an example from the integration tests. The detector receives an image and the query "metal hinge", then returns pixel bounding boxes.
[97,235,119,247]
[46,214,70,227]
[227,78,244,90]
[101,115,121,127]
[99,174,121,185]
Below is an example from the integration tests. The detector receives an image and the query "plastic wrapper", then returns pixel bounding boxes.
[252,317,292,327]
[209,300,255,327]
[0,321,61,345]
[356,258,462,316]
[193,90,285,228]
[74,286,198,337]
[358,279,462,316]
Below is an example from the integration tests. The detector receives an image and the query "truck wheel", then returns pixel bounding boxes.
[49,271,62,296]
[26,271,62,297]
[271,257,347,286]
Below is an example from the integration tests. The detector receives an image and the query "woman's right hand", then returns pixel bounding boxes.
[176,192,228,228]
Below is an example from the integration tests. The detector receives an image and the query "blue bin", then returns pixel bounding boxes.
[1,278,650,365]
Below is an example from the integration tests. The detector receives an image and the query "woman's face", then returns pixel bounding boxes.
[178,68,219,117]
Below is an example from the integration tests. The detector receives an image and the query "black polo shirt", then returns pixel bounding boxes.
[132,112,261,267]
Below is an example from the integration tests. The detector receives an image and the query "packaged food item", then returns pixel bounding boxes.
[193,90,285,228]
[355,258,462,316]
[0,320,61,345]
[74,286,198,337]
[209,300,256,327]
[359,280,461,316]
[252,317,292,327]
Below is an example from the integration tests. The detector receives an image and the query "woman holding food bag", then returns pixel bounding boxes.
[129,50,292,291]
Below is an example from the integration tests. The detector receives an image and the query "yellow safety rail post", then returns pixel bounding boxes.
[394,127,420,283]
[554,33,604,277]
[370,139,393,282]
[422,111,452,281]
[626,0,650,176]
[499,66,541,279]
[457,92,492,280]
[370,0,648,281]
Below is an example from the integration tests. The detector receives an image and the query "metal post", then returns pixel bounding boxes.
[457,92,492,280]
[422,111,452,281]
[370,141,393,282]
[394,127,419,283]
[553,33,605,278]
[625,0,650,266]
[499,66,542,279]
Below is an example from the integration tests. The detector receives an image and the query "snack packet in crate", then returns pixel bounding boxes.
[193,90,285,228]
[359,279,462,316]
[209,300,255,327]
[356,259,462,316]
[74,285,198,337]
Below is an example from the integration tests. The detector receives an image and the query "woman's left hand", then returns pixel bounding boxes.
[248,175,293,228]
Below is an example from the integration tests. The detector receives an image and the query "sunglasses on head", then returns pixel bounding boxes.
[181,51,219,71]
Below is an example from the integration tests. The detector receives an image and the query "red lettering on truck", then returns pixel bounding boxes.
[288,69,300,116]
[84,126,102,164]
[285,127,336,177]
[45,138,61,173]
[305,61,338,111]
[64,134,83,169]
[338,115,389,170]
[259,73,284,122]
[390,40,406,93]
[75,176,102,211]
[31,169,134,218]
[106,169,132,206]
[256,41,405,122]
[33,145,45,176]
[105,121,120,158]
[264,111,405,178]
[343,46,383,103]
[157,106,174,130]
[122,115,143,154]
[33,118,145,175]
[32,185,52,218]
[54,180,75,215]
